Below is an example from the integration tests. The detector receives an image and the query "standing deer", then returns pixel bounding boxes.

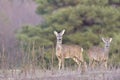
[54,29,86,71]
[88,37,112,69]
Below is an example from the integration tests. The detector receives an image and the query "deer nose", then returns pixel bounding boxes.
[59,39,61,40]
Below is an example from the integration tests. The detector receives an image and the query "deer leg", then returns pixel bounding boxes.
[73,57,86,72]
[89,59,94,69]
[82,61,87,72]
[104,60,107,69]
[73,57,87,73]
[61,58,64,70]
[73,58,80,68]
[99,61,104,69]
[58,58,62,70]
[73,58,81,71]
[89,60,92,67]
[91,60,95,70]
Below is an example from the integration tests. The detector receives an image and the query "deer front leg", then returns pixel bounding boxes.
[61,58,64,70]
[90,60,95,70]
[58,58,62,70]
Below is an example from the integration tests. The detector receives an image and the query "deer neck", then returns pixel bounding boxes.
[56,42,62,52]
[104,46,109,55]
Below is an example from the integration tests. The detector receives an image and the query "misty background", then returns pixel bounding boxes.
[0,0,42,64]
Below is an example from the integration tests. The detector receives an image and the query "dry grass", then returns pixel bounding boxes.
[0,67,120,80]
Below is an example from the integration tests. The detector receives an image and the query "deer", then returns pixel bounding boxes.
[54,29,86,71]
[88,37,112,69]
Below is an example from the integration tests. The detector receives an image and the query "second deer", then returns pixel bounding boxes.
[88,37,112,69]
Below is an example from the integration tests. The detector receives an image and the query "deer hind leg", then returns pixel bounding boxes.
[82,61,87,72]
[73,58,86,72]
[73,58,81,68]
[79,60,87,73]
[73,57,85,72]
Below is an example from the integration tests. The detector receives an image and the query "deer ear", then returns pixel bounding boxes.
[54,31,58,36]
[60,29,65,35]
[109,38,112,42]
[102,37,106,43]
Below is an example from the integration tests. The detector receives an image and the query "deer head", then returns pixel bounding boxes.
[102,37,112,49]
[54,29,65,44]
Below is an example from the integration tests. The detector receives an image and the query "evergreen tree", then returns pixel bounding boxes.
[17,0,120,66]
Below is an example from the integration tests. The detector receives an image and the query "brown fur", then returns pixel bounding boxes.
[56,44,85,70]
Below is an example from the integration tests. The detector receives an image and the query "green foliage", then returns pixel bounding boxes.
[109,53,120,66]
[36,0,81,15]
[17,25,53,47]
[17,0,120,67]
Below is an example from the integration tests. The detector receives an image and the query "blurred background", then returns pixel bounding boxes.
[0,0,42,67]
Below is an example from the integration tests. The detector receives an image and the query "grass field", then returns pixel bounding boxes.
[0,67,120,80]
